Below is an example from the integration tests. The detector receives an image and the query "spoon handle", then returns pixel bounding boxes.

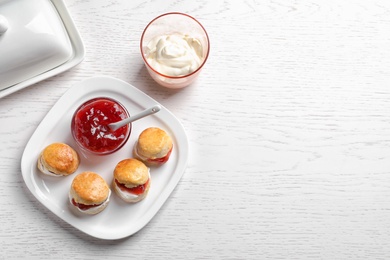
[109,105,161,131]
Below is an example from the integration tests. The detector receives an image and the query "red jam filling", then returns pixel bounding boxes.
[115,179,149,195]
[71,199,100,211]
[147,147,172,164]
[72,97,130,154]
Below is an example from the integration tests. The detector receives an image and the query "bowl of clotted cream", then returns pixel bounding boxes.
[140,12,210,89]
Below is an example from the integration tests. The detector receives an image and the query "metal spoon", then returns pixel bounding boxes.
[108,105,161,131]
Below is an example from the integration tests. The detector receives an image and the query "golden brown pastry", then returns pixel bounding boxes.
[69,171,111,215]
[133,127,173,166]
[112,158,150,203]
[37,143,79,176]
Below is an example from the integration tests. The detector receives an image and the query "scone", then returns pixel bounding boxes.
[69,171,111,215]
[113,158,150,203]
[133,127,173,166]
[37,143,80,176]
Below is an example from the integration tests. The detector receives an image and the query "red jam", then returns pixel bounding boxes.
[71,199,100,211]
[71,97,131,155]
[147,147,172,164]
[115,179,149,195]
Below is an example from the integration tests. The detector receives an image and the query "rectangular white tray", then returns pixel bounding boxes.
[0,0,85,98]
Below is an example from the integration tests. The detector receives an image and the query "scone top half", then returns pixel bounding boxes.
[114,158,149,188]
[70,171,110,206]
[38,143,79,176]
[135,127,173,164]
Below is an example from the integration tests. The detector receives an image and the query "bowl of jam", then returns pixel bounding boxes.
[71,97,131,155]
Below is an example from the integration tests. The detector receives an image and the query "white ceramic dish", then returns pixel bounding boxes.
[0,0,85,98]
[21,76,189,240]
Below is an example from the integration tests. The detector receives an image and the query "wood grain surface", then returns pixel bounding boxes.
[1,0,390,259]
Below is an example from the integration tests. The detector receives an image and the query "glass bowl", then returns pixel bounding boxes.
[71,97,131,156]
[140,12,210,89]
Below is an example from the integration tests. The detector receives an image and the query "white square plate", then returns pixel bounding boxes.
[21,76,189,240]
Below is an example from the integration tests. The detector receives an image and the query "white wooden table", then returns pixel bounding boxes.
[1,0,390,259]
